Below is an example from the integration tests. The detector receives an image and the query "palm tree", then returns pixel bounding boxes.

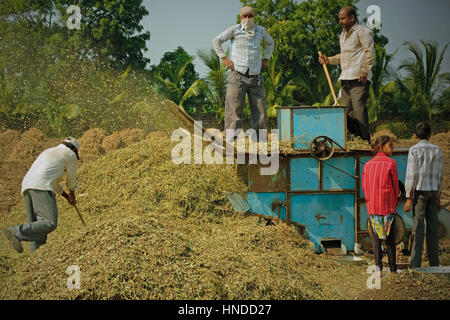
[152,56,195,105]
[180,48,229,122]
[293,63,339,106]
[263,56,296,118]
[366,46,398,122]
[397,40,450,120]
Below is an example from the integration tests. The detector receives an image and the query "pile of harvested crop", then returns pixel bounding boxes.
[146,130,169,141]
[78,128,106,160]
[0,134,368,300]
[101,132,123,153]
[80,128,152,158]
[1,132,448,300]
[7,128,58,161]
[101,129,148,153]
[372,129,398,143]
[0,130,21,161]
[119,128,146,146]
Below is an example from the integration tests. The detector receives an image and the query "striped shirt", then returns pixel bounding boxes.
[362,153,399,215]
[405,140,443,198]
[213,24,274,75]
[328,24,375,81]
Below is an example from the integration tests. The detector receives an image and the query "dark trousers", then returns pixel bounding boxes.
[368,215,397,272]
[340,79,370,141]
[409,190,440,268]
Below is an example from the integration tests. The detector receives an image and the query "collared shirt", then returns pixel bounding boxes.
[405,140,443,198]
[362,152,399,215]
[213,24,274,75]
[21,144,78,195]
[328,23,375,81]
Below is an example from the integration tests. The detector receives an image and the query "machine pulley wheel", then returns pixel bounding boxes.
[310,136,335,160]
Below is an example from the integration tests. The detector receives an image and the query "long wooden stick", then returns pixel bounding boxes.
[318,51,338,106]
[73,205,86,226]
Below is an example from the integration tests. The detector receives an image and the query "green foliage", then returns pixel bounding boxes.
[0,0,151,71]
[0,12,165,136]
[180,48,230,123]
[366,46,398,122]
[151,54,196,105]
[397,41,450,120]
[56,0,151,71]
[240,0,359,84]
[150,46,203,113]
[263,55,296,117]
[295,64,340,105]
[375,122,411,139]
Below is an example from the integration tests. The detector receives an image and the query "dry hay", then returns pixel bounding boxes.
[98,129,154,154]
[119,128,146,146]
[371,129,398,143]
[7,128,57,161]
[0,161,30,218]
[101,132,124,153]
[78,128,106,160]
[1,132,448,300]
[346,133,371,150]
[146,130,169,141]
[0,130,21,161]
[1,134,370,300]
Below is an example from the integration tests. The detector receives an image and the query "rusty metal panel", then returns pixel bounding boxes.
[248,159,289,192]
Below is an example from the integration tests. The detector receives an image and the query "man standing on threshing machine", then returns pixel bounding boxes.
[319,6,374,142]
[213,6,274,142]
[3,137,80,253]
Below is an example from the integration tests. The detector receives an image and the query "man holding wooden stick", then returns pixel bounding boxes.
[319,6,375,142]
[3,137,80,253]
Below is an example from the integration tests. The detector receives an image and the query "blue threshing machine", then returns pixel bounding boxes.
[228,105,413,253]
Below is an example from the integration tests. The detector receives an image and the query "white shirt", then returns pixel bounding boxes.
[213,24,274,75]
[328,24,375,81]
[405,140,443,198]
[21,144,78,195]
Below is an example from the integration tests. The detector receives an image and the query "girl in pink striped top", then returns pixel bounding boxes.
[362,135,399,277]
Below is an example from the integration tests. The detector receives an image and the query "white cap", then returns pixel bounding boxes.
[64,137,79,151]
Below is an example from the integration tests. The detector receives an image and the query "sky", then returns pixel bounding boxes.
[141,0,450,78]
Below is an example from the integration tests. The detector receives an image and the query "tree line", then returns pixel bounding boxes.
[0,0,448,137]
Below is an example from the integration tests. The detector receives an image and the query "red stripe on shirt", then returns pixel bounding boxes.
[362,153,399,215]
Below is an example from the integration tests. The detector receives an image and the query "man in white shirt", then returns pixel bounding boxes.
[319,6,375,142]
[404,122,443,268]
[3,137,80,253]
